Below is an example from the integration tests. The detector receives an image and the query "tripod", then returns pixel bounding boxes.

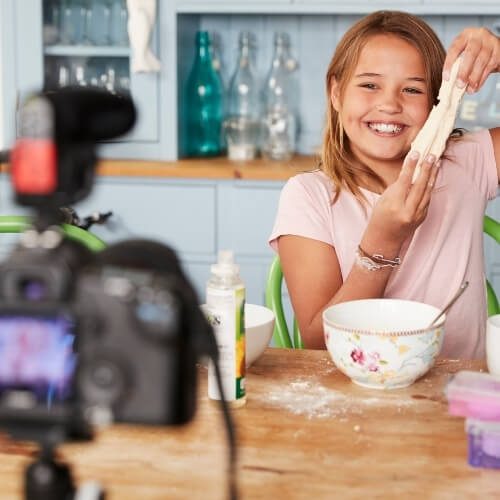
[25,441,105,500]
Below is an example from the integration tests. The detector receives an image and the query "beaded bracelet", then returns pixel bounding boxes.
[355,245,401,271]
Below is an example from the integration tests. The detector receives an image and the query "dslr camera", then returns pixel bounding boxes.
[0,88,216,447]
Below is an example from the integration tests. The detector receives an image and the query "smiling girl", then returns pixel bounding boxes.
[269,11,500,358]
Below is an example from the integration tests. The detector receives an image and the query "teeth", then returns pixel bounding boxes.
[369,123,403,133]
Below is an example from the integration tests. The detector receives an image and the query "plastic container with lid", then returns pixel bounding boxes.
[445,370,500,421]
[466,419,500,469]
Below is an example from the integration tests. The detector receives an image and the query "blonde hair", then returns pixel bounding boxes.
[321,11,446,202]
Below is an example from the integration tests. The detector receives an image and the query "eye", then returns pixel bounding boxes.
[404,87,425,94]
[359,83,377,90]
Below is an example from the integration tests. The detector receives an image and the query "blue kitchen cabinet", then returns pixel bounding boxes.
[0,171,281,305]
[0,0,177,161]
[73,175,285,305]
[2,1,500,160]
[1,2,499,312]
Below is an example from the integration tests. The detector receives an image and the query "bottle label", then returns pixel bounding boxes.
[206,285,245,402]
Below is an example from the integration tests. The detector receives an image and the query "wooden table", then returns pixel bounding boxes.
[0,349,497,499]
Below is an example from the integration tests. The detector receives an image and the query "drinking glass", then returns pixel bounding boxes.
[115,59,131,93]
[70,57,89,86]
[43,0,60,45]
[86,0,112,45]
[59,0,87,45]
[109,0,128,46]
[86,59,104,88]
[223,117,260,160]
[486,314,500,377]
[55,58,71,87]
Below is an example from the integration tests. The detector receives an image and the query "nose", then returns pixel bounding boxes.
[375,90,403,114]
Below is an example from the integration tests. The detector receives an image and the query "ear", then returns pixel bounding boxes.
[330,78,341,112]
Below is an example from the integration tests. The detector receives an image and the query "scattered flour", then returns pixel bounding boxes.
[258,377,415,419]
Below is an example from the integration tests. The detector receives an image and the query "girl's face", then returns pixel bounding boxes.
[331,34,431,175]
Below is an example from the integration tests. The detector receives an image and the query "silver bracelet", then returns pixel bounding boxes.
[355,246,401,271]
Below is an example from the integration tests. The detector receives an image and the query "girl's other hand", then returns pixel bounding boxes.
[365,152,439,249]
[443,27,500,94]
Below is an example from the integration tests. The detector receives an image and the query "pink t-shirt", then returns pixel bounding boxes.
[269,130,498,359]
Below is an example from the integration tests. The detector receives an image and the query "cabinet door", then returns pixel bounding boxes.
[217,180,282,305]
[74,177,217,252]
[9,1,160,153]
[74,176,217,297]
[217,180,282,257]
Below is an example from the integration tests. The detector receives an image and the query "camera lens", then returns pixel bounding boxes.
[79,356,128,406]
[92,363,117,388]
[20,278,47,301]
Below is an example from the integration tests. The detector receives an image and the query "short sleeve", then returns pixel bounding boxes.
[268,172,334,252]
[479,130,498,201]
[452,129,498,201]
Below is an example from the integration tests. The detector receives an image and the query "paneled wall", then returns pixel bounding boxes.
[182,14,499,155]
[179,12,500,296]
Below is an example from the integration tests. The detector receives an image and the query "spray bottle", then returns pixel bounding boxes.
[206,250,246,406]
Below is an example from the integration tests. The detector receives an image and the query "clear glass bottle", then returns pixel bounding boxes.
[224,31,260,161]
[261,32,299,161]
[210,31,227,91]
[206,250,246,407]
[184,31,224,157]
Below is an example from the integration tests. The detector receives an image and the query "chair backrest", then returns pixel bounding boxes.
[265,255,303,349]
[266,215,500,348]
[0,215,106,252]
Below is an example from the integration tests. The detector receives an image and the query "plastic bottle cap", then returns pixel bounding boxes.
[211,249,240,275]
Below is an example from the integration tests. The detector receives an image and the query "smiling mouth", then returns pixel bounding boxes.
[367,122,405,135]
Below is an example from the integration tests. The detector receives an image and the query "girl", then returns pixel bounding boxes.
[269,11,499,358]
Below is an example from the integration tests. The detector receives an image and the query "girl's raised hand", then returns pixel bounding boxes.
[365,153,438,248]
[443,26,500,94]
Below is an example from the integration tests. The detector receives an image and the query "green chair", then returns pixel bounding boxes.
[265,256,304,349]
[0,215,106,252]
[266,215,500,348]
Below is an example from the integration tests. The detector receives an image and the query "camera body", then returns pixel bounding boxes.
[75,245,201,428]
[0,89,215,444]
[0,231,209,442]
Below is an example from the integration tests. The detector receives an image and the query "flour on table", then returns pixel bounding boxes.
[258,377,414,419]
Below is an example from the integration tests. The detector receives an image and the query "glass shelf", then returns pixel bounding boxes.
[44,44,130,57]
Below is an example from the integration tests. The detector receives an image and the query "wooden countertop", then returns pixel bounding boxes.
[0,155,317,181]
[0,349,494,499]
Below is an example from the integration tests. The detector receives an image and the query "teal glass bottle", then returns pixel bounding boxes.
[184,31,224,157]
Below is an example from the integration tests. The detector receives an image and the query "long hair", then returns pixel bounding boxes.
[321,11,446,203]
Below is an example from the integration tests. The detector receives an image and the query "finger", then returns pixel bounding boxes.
[465,48,494,93]
[405,154,436,212]
[443,33,469,80]
[475,54,500,92]
[416,164,439,215]
[455,37,482,89]
[396,150,420,191]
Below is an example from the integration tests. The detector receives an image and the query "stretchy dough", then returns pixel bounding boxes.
[410,58,465,183]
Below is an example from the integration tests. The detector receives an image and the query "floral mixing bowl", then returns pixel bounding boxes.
[323,299,445,389]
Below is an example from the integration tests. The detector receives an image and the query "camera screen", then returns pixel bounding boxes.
[0,315,76,406]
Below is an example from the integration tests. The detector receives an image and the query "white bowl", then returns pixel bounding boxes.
[200,304,275,367]
[323,299,445,389]
[245,303,275,367]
